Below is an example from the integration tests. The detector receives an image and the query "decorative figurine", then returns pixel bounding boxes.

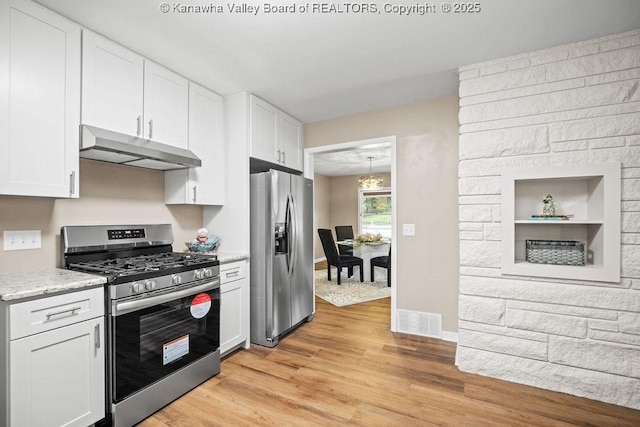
[186,228,220,252]
[195,228,209,243]
[542,194,555,216]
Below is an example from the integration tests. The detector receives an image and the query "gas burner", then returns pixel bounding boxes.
[68,252,218,282]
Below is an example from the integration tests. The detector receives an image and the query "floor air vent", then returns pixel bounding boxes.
[397,310,442,338]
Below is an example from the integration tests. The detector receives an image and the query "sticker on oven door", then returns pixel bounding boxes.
[190,293,211,319]
[163,334,189,365]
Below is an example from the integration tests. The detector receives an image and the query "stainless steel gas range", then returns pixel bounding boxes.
[61,224,220,427]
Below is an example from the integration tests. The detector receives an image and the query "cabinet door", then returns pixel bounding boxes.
[165,83,225,205]
[81,30,144,137]
[0,0,80,198]
[220,278,246,355]
[10,317,105,427]
[279,112,303,171]
[220,260,248,354]
[250,95,279,163]
[143,61,189,148]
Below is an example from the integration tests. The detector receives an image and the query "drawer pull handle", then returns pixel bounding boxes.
[46,306,81,319]
[226,271,240,278]
[95,323,101,350]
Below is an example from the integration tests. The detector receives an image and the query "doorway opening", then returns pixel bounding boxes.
[304,135,397,332]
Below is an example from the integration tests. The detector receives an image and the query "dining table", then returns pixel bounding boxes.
[336,239,390,282]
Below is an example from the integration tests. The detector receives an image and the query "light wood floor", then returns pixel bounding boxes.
[139,263,640,426]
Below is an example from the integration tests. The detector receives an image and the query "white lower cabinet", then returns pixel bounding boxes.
[219,260,249,355]
[3,287,105,427]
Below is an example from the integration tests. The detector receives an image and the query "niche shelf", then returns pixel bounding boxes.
[501,163,620,282]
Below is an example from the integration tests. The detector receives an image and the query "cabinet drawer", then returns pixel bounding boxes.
[10,287,104,340]
[220,261,246,284]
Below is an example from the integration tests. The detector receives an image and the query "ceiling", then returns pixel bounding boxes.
[35,0,640,125]
[32,0,640,176]
[313,144,392,176]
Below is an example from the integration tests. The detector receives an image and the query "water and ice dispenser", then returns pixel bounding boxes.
[274,222,288,254]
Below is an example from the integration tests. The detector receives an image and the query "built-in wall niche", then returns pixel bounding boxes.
[502,163,620,282]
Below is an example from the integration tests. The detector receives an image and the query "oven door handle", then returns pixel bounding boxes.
[113,279,220,316]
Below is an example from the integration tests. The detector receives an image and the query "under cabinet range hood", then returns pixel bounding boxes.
[80,125,201,170]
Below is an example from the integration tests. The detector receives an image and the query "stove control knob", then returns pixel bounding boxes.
[131,282,142,293]
[203,268,213,278]
[144,280,156,291]
[171,274,182,285]
[194,269,204,280]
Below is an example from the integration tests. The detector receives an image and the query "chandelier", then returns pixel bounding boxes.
[358,157,383,190]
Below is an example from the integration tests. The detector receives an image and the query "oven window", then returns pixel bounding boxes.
[113,288,220,402]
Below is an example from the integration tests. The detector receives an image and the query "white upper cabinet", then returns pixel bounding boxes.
[82,32,189,149]
[249,94,303,172]
[81,30,144,137]
[143,61,189,148]
[0,0,81,198]
[278,111,303,171]
[165,83,225,205]
[250,96,279,162]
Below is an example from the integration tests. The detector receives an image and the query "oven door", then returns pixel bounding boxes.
[111,280,220,402]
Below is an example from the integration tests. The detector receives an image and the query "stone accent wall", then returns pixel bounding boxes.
[457,30,640,410]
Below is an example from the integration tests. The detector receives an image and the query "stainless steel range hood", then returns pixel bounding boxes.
[80,125,201,170]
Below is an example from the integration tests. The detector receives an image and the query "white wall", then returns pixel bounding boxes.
[305,97,460,334]
[203,93,250,254]
[313,173,331,259]
[0,159,203,273]
[456,29,640,410]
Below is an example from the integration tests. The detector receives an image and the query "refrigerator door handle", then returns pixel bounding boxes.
[288,192,298,277]
[284,192,292,274]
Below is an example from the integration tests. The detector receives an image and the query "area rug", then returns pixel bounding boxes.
[314,269,390,307]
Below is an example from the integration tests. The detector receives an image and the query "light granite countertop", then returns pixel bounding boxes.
[0,269,107,302]
[0,252,247,302]
[180,250,248,264]
[216,252,249,264]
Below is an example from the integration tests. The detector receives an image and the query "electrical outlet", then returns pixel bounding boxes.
[3,230,42,251]
[402,224,416,236]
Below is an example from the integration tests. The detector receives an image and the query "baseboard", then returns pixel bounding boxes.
[442,331,459,343]
[454,343,459,366]
[314,256,327,263]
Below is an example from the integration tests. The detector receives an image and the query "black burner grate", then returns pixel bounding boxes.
[69,252,217,278]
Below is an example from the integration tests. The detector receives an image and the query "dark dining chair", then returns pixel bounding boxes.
[318,229,363,285]
[371,246,391,287]
[334,225,354,256]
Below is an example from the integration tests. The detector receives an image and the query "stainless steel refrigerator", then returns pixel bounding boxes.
[250,170,314,347]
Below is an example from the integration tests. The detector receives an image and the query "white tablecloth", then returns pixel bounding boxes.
[337,240,389,281]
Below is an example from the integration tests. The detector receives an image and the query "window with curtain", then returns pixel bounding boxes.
[358,189,392,238]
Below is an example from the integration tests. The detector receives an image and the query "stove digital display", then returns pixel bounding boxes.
[108,228,146,240]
